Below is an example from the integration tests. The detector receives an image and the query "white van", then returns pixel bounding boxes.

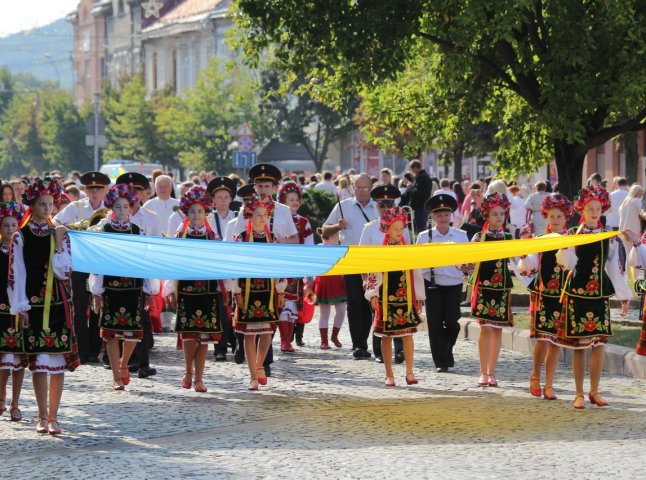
[100,160,160,182]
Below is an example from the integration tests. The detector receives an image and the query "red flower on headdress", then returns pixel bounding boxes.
[180,185,213,215]
[277,181,302,204]
[481,193,511,216]
[243,194,275,220]
[379,207,409,233]
[104,183,139,208]
[541,193,574,219]
[0,201,26,223]
[25,177,63,206]
[573,186,610,214]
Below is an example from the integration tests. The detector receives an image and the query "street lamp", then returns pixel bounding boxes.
[44,53,61,87]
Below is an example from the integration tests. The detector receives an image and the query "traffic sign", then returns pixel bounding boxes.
[233,151,256,168]
[86,134,106,147]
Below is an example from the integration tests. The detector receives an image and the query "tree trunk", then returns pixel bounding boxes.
[623,132,638,184]
[453,143,464,181]
[553,139,587,200]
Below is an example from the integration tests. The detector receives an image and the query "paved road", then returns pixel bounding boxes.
[2,316,646,479]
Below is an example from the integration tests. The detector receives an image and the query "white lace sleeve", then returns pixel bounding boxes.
[628,243,646,270]
[606,238,632,301]
[52,233,72,280]
[364,272,383,301]
[275,278,288,293]
[556,247,578,271]
[518,253,539,275]
[413,269,425,301]
[88,274,105,295]
[8,232,29,314]
[144,278,160,295]
[161,279,176,297]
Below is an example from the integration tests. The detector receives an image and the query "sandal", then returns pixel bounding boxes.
[405,374,418,385]
[529,375,541,397]
[48,419,62,435]
[588,391,609,407]
[119,367,130,386]
[113,380,125,391]
[181,371,192,389]
[248,379,259,391]
[256,367,267,386]
[477,372,488,386]
[36,417,48,434]
[573,394,585,410]
[9,405,22,421]
[193,380,207,393]
[543,386,557,401]
[487,375,498,388]
[384,376,396,387]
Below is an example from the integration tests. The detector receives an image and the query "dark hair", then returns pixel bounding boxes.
[1,182,15,201]
[409,159,422,170]
[310,174,318,183]
[618,177,629,187]
[535,181,547,192]
[297,175,306,185]
[323,171,333,181]
[452,181,466,203]
[545,180,552,193]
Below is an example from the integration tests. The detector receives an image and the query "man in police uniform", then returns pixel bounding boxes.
[53,171,110,364]
[416,194,469,372]
[359,184,409,363]
[114,172,158,378]
[207,177,238,361]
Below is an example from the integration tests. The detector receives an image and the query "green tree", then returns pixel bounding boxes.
[0,91,44,175]
[235,0,646,198]
[259,67,358,171]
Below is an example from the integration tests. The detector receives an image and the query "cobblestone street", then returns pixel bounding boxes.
[2,317,646,479]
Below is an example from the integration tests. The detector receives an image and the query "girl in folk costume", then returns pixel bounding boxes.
[165,186,228,393]
[556,186,632,409]
[626,229,646,356]
[8,178,78,435]
[314,225,347,350]
[276,181,314,352]
[0,201,28,422]
[469,192,514,388]
[518,194,574,400]
[232,194,286,391]
[89,184,157,391]
[364,208,425,387]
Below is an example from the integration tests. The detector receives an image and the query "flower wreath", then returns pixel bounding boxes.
[573,185,610,215]
[25,177,63,206]
[481,192,511,216]
[541,193,574,219]
[104,183,140,209]
[243,193,275,220]
[277,181,302,204]
[180,185,213,215]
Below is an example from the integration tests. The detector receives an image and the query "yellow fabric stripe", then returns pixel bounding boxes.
[42,235,55,332]
[325,231,620,276]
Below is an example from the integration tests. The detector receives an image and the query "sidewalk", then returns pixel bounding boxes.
[2,315,646,479]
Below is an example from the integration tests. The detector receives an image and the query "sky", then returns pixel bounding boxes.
[0,0,80,37]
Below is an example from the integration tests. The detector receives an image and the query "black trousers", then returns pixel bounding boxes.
[425,282,463,369]
[344,274,373,351]
[214,298,233,355]
[71,271,91,362]
[130,308,152,368]
[87,308,102,358]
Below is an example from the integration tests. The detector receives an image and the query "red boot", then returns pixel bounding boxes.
[279,321,295,352]
[330,327,343,348]
[319,328,330,349]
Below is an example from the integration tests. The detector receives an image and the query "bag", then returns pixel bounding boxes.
[298,293,315,324]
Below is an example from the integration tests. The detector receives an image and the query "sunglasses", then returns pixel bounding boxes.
[377,201,394,208]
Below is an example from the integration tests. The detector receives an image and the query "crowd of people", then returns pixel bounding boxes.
[1,161,646,435]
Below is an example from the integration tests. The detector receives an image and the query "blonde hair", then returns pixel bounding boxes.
[485,179,507,197]
[620,184,644,212]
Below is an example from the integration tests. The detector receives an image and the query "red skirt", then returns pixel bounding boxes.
[314,275,347,304]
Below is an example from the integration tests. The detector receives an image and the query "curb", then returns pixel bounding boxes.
[457,318,646,380]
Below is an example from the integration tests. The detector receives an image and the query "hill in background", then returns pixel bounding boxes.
[0,18,73,89]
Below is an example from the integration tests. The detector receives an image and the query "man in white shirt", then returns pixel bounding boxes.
[142,175,180,237]
[314,171,338,196]
[54,171,110,365]
[324,173,377,359]
[608,177,630,267]
[416,194,469,372]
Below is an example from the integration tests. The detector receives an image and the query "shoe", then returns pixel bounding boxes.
[405,374,419,385]
[128,365,138,373]
[86,356,100,364]
[588,392,609,407]
[295,338,305,347]
[113,380,125,391]
[477,373,488,386]
[193,380,208,393]
[234,349,245,364]
[257,367,268,386]
[529,375,542,397]
[103,362,111,370]
[487,375,498,387]
[278,321,295,352]
[319,328,330,350]
[36,417,48,434]
[248,379,259,391]
[384,377,396,387]
[264,365,271,377]
[353,348,366,359]
[9,406,22,422]
[394,351,405,364]
[574,394,585,410]
[119,367,130,386]
[138,366,157,378]
[162,327,172,333]
[330,327,342,348]
[543,386,557,401]
[48,419,62,435]
[375,356,384,364]
[181,371,192,389]
[214,352,227,362]
[436,367,448,373]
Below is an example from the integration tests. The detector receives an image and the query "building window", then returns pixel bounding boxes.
[118,0,125,16]
[152,51,158,91]
[82,30,91,52]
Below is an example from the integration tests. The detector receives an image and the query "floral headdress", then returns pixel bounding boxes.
[277,181,302,204]
[243,193,275,220]
[104,183,139,209]
[0,201,26,223]
[25,177,63,206]
[379,207,409,234]
[573,185,610,214]
[179,185,213,215]
[541,193,574,219]
[481,192,511,216]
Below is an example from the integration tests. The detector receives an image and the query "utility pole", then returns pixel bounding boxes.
[93,94,100,171]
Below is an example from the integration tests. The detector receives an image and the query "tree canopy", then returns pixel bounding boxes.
[235,0,646,196]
